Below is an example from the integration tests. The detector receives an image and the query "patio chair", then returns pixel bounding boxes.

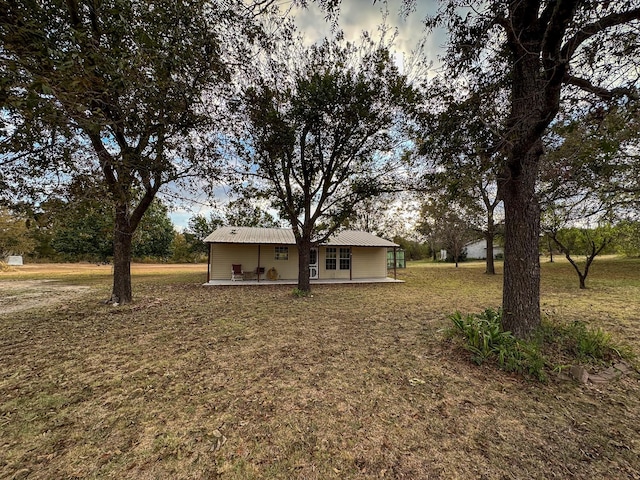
[231,264,244,281]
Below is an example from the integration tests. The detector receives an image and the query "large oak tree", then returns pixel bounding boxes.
[0,0,264,303]
[236,37,420,292]
[426,1,640,337]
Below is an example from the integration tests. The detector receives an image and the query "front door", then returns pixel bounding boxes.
[309,248,319,279]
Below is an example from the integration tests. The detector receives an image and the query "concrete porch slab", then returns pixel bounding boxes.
[203,277,404,286]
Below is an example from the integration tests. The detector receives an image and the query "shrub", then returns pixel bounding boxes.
[536,319,631,365]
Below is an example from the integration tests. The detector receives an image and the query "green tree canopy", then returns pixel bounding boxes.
[1,0,266,303]
[50,200,114,262]
[418,84,504,274]
[540,104,640,217]
[224,198,280,228]
[617,221,640,258]
[184,213,223,255]
[0,207,36,258]
[47,195,175,262]
[425,1,640,336]
[132,202,174,259]
[235,35,420,291]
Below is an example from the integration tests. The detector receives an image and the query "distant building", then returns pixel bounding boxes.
[6,255,23,266]
[464,239,504,260]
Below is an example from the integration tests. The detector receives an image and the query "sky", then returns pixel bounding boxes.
[169,0,444,231]
[293,1,442,55]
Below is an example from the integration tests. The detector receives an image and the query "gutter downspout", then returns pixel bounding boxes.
[257,244,261,282]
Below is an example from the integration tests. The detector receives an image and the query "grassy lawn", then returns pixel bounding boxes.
[1,258,639,479]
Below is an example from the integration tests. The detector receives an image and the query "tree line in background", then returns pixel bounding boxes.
[4,191,639,269]
[2,1,639,337]
[0,193,281,263]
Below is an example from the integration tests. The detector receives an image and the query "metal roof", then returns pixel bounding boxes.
[325,230,398,247]
[204,226,398,247]
[204,227,295,244]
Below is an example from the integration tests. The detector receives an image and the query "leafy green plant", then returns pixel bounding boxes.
[448,308,546,380]
[450,308,512,361]
[540,319,629,364]
[571,321,614,360]
[292,288,311,298]
[449,309,633,381]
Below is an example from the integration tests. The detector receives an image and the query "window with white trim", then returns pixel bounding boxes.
[339,248,351,270]
[275,246,289,260]
[325,247,336,270]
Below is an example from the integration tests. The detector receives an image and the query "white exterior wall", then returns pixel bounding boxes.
[319,246,349,279]
[209,244,299,280]
[352,247,387,278]
[6,255,23,266]
[319,246,387,279]
[211,244,390,280]
[465,240,504,260]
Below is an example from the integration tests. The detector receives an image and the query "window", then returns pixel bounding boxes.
[325,247,336,270]
[275,246,288,260]
[339,248,351,270]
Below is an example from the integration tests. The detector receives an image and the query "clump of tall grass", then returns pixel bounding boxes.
[447,308,632,382]
[535,319,633,365]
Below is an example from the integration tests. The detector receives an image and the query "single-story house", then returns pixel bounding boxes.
[204,226,401,283]
[465,239,504,260]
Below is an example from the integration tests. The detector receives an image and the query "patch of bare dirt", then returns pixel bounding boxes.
[0,280,92,315]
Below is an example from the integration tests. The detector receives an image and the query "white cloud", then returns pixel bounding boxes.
[292,0,444,70]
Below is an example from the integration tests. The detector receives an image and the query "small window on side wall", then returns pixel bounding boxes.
[275,246,289,260]
[326,247,336,270]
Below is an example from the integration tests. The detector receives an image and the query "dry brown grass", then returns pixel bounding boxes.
[1,258,639,479]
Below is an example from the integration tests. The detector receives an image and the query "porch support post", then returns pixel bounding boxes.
[207,243,211,283]
[393,247,397,280]
[257,244,261,282]
[349,248,352,281]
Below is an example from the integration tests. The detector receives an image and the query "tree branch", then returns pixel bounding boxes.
[561,7,640,61]
[564,74,639,101]
[541,0,579,60]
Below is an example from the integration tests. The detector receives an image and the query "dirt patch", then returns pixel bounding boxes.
[0,280,92,315]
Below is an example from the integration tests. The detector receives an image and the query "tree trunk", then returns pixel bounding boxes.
[485,232,495,275]
[500,142,543,338]
[297,239,311,292]
[567,251,597,290]
[111,206,133,304]
[499,16,557,338]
